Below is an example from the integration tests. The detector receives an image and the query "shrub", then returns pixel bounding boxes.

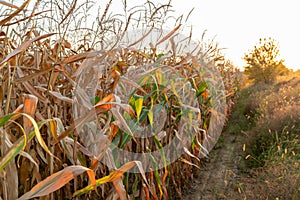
[243,37,289,84]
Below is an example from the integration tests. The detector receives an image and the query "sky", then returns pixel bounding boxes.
[8,0,300,70]
[108,0,300,70]
[169,0,300,70]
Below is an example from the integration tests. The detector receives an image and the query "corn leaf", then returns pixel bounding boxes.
[17,165,95,200]
[148,109,154,126]
[0,116,47,171]
[135,97,143,121]
[73,161,143,197]
[0,1,20,9]
[0,113,53,171]
[0,33,55,66]
[0,0,30,26]
[0,113,15,127]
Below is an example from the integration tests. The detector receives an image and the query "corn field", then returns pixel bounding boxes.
[0,0,241,199]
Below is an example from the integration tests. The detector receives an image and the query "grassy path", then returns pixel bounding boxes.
[183,75,300,199]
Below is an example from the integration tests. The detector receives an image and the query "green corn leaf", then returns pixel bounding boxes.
[0,113,15,127]
[153,136,167,168]
[146,149,163,197]
[90,96,100,105]
[120,132,132,149]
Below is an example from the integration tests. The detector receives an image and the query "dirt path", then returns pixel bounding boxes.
[183,129,247,200]
[182,127,300,200]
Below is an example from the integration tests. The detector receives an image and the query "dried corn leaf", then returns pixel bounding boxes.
[0,33,55,67]
[63,51,101,64]
[0,0,20,9]
[49,91,73,104]
[17,67,48,102]
[22,94,38,135]
[5,161,18,199]
[128,24,154,47]
[17,165,95,200]
[183,147,200,162]
[156,24,181,46]
[2,10,51,26]
[113,179,127,200]
[180,158,200,169]
[0,0,30,26]
[54,94,116,143]
[14,66,54,84]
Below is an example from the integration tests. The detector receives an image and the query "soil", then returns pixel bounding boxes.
[182,128,248,200]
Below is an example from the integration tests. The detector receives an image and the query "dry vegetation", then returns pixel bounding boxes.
[233,73,300,199]
[0,0,240,199]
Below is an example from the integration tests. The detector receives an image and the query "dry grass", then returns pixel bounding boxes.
[233,74,300,199]
[235,157,300,200]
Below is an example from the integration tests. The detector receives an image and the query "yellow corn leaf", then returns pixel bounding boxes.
[135,97,143,121]
[2,112,54,158]
[23,113,53,157]
[148,109,153,126]
[11,113,51,157]
[0,120,27,172]
[49,119,58,142]
[0,114,50,171]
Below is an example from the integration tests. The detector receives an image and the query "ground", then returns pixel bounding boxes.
[183,127,300,200]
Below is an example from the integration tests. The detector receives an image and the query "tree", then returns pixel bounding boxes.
[243,37,287,83]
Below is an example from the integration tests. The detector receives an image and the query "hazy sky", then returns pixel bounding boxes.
[8,0,300,70]
[109,0,299,70]
[170,0,300,70]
